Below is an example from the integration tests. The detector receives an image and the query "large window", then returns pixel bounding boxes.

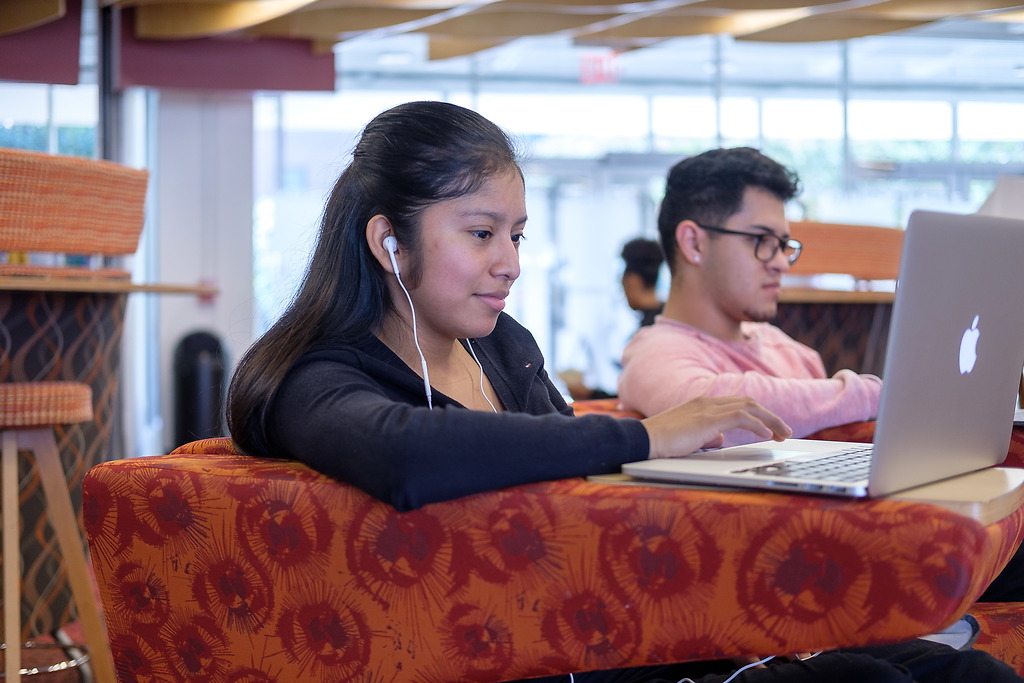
[0,82,99,156]
[959,101,1024,164]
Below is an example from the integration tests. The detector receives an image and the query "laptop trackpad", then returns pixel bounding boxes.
[690,446,816,461]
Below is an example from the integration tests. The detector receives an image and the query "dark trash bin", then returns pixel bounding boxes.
[173,331,227,448]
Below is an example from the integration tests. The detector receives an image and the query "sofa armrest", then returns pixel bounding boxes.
[84,438,1024,682]
[571,397,642,419]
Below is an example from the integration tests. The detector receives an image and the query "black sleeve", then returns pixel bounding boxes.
[269,360,649,511]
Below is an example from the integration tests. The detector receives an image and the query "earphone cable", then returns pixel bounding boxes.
[393,269,432,410]
[718,656,776,683]
[466,339,497,413]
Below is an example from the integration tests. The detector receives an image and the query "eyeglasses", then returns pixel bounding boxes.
[696,223,803,265]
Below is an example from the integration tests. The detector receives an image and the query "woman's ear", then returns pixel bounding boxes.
[366,214,396,273]
[675,220,704,267]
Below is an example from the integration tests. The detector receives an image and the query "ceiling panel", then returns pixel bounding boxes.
[2,0,1021,92]
[92,0,1024,51]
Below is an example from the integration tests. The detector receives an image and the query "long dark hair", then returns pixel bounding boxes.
[227,101,522,456]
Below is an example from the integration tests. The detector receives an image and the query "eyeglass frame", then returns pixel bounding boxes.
[695,222,803,265]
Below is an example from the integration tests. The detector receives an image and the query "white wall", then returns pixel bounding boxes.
[152,90,255,452]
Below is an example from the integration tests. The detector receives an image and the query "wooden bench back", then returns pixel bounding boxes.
[787,220,903,282]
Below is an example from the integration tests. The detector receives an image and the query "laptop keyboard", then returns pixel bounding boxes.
[734,444,873,483]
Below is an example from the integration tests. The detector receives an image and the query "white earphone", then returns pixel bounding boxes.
[383,234,432,409]
[383,235,400,274]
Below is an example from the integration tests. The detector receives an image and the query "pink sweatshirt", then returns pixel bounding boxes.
[617,317,882,447]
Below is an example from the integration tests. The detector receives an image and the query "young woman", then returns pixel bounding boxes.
[227,100,789,512]
[227,101,1020,683]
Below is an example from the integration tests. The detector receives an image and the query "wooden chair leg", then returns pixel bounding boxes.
[3,431,22,680]
[24,429,117,683]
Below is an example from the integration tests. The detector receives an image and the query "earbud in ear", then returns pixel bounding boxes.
[381,233,432,409]
[383,235,401,275]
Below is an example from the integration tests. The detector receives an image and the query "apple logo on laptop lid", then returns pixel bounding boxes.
[959,315,980,375]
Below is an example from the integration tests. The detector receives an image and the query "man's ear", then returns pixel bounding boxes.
[675,220,704,266]
[366,214,396,273]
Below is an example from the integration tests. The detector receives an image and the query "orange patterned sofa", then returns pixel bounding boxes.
[82,425,1024,682]
[573,399,1024,673]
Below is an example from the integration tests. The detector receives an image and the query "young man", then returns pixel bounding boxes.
[616,147,881,446]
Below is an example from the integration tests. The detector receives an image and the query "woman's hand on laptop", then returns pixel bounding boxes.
[641,396,792,459]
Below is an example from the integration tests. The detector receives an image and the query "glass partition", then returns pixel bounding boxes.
[252,32,1024,399]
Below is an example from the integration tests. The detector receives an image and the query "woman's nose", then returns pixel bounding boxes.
[493,238,521,280]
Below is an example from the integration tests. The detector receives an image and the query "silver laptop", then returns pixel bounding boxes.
[623,209,1024,498]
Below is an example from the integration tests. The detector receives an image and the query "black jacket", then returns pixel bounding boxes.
[269,313,649,510]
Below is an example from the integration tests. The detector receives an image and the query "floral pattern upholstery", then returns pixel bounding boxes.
[568,404,1024,674]
[570,398,642,419]
[973,601,1024,674]
[82,434,1024,682]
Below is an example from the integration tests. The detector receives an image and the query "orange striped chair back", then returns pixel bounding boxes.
[0,147,149,279]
